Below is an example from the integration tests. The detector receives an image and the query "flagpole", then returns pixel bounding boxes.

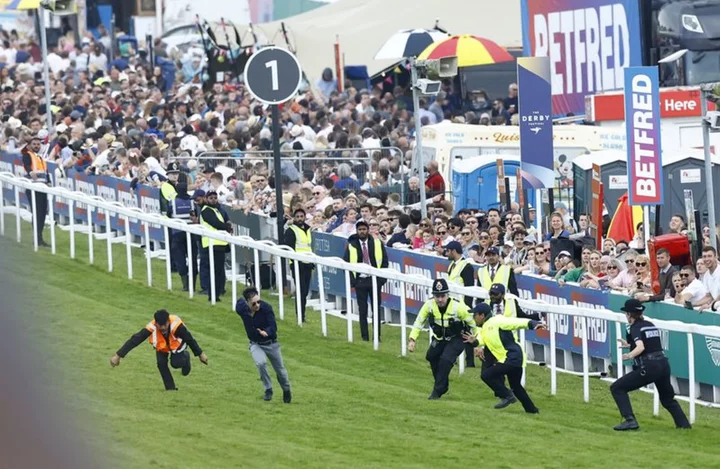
[643,206,650,248]
[536,189,543,242]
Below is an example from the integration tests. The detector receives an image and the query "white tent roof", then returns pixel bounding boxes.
[573,150,627,171]
[236,0,522,83]
[452,154,520,174]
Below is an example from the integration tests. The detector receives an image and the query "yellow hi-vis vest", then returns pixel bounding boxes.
[473,315,533,367]
[160,181,178,202]
[201,206,229,249]
[479,263,510,291]
[289,224,312,266]
[409,298,476,341]
[348,238,384,266]
[447,258,470,286]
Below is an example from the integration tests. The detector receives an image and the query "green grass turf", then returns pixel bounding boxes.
[2,216,720,469]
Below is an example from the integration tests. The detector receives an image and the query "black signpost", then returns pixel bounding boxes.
[243,46,303,245]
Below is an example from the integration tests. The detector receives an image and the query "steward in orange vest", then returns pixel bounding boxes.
[111,309,208,390]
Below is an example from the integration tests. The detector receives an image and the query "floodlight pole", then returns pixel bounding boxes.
[411,59,428,219]
[38,9,53,131]
[701,95,717,249]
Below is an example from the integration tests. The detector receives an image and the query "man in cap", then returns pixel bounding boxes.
[160,161,180,214]
[486,283,540,320]
[343,220,388,341]
[477,246,518,295]
[284,208,314,322]
[200,190,232,302]
[408,278,477,399]
[610,299,691,431]
[446,240,477,367]
[463,302,545,412]
[21,135,49,246]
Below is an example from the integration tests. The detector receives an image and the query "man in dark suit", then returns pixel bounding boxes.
[643,248,677,302]
[343,220,389,341]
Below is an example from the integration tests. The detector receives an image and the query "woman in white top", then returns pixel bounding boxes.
[608,250,638,291]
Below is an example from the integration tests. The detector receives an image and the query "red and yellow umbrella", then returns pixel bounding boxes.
[417,34,513,67]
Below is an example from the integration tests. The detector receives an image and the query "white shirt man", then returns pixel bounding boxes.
[684,277,708,304]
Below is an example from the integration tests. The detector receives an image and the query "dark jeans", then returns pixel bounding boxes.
[426,336,465,396]
[481,362,538,412]
[355,276,383,341]
[199,246,209,291]
[610,358,690,427]
[293,263,313,322]
[156,350,191,390]
[26,188,47,242]
[208,246,226,300]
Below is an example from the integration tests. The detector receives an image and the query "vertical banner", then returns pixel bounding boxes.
[591,164,603,249]
[496,158,506,207]
[684,189,697,243]
[624,66,664,206]
[518,56,555,189]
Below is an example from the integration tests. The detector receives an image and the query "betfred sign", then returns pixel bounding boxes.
[521,0,643,116]
[586,88,714,121]
[624,66,663,206]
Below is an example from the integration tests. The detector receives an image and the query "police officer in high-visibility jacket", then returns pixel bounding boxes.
[159,162,180,214]
[284,208,314,322]
[463,302,544,413]
[610,299,691,431]
[168,182,196,291]
[110,309,208,390]
[445,240,476,368]
[477,246,518,296]
[408,278,477,400]
[201,190,231,302]
[22,135,49,247]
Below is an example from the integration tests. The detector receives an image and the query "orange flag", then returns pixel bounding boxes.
[606,192,644,243]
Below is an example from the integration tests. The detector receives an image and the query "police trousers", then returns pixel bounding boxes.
[610,358,690,427]
[249,341,291,392]
[208,246,226,300]
[481,362,538,413]
[292,262,313,322]
[171,231,198,278]
[355,276,382,341]
[156,350,191,390]
[426,336,465,396]
[26,188,47,242]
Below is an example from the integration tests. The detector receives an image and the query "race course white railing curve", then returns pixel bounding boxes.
[1,171,719,424]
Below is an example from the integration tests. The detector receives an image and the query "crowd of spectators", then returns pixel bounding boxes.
[3,27,719,311]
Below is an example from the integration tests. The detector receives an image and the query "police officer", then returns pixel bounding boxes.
[200,190,232,302]
[192,189,210,294]
[110,309,208,390]
[167,182,196,291]
[344,220,389,341]
[22,135,49,247]
[284,208,314,322]
[159,162,180,214]
[408,278,477,400]
[445,240,476,367]
[463,302,545,412]
[478,246,518,295]
[610,299,691,431]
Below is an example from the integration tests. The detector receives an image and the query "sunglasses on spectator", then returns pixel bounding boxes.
[461,231,471,236]
[479,235,489,239]
[535,249,545,254]
[607,266,618,270]
[420,223,429,227]
[635,262,647,267]
[370,223,379,226]
[625,259,634,264]
[680,273,691,278]
[467,220,477,224]
[438,231,447,235]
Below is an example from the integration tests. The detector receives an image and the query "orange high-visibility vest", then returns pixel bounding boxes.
[145,315,186,354]
[29,151,47,174]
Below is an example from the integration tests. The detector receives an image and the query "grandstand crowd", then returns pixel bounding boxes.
[2,29,720,309]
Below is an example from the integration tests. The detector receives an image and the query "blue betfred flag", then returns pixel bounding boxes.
[518,56,555,189]
[623,66,663,206]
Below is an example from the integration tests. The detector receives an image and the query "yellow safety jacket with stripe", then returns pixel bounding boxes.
[473,315,535,367]
[288,224,312,266]
[410,298,476,341]
[478,263,510,291]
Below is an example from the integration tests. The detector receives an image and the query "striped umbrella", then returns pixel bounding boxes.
[417,34,513,67]
[374,29,449,60]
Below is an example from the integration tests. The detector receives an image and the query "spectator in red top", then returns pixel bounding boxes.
[425,161,445,197]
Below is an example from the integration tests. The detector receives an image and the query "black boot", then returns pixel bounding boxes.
[263,389,273,401]
[283,389,292,403]
[494,395,518,409]
[181,351,191,376]
[181,275,189,292]
[614,417,640,431]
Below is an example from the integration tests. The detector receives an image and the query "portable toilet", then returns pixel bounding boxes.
[572,150,628,217]
[452,155,536,211]
[659,149,720,229]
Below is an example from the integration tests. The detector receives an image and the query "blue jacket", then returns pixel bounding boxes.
[235,299,278,343]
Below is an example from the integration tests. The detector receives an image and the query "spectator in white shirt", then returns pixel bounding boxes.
[88,44,108,72]
[676,266,709,307]
[701,246,720,300]
[209,172,230,204]
[311,185,332,215]
[608,250,638,291]
[289,125,314,151]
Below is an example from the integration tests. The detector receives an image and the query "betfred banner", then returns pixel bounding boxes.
[518,56,555,189]
[520,0,643,116]
[623,66,663,206]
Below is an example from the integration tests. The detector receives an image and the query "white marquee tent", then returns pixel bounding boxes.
[234,0,522,83]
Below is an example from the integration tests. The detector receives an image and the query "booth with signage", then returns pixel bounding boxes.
[572,150,628,216]
[451,155,536,211]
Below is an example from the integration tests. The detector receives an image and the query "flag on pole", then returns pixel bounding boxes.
[607,192,644,243]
